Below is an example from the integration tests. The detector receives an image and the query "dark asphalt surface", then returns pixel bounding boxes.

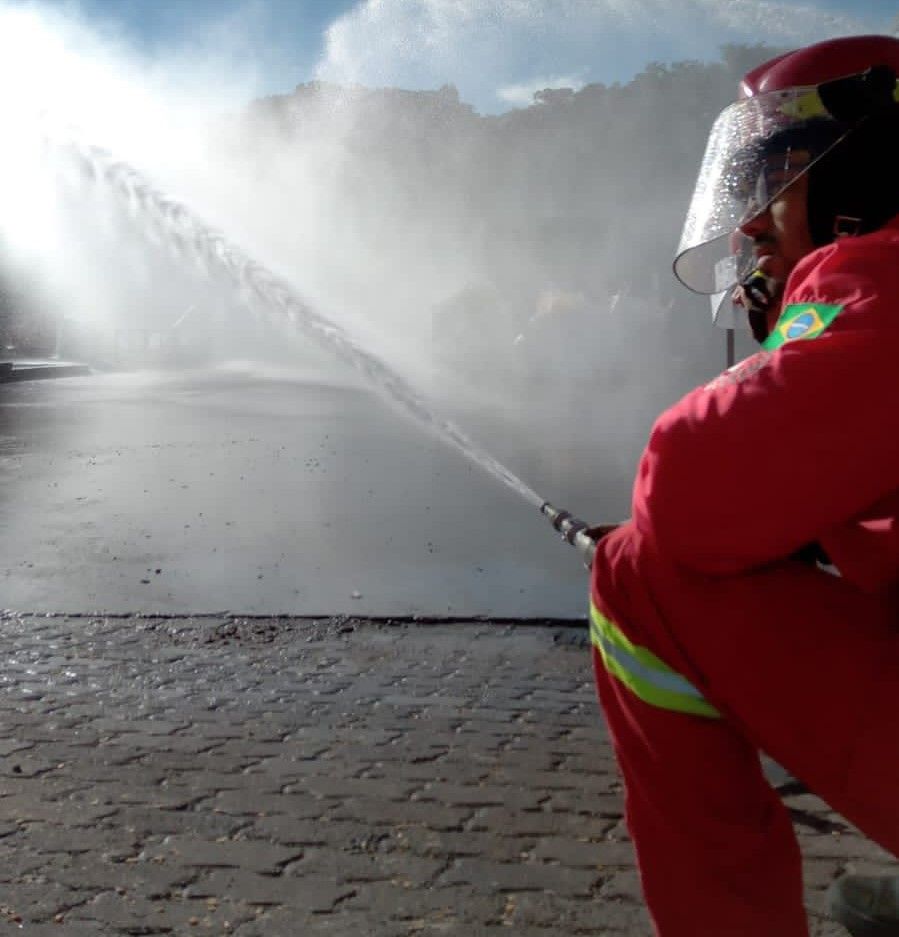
[0,367,614,617]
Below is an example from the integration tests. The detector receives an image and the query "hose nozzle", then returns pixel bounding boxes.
[541,502,596,567]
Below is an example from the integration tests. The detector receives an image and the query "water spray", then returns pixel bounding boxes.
[47,136,597,569]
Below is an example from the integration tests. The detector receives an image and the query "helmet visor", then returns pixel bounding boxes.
[673,86,844,294]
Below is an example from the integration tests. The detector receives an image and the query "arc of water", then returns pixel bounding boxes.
[54,138,544,510]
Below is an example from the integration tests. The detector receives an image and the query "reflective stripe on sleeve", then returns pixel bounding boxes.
[590,601,721,719]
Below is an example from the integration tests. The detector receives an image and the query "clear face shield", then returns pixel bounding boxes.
[674,85,846,298]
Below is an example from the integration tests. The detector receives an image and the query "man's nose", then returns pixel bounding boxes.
[738,201,770,237]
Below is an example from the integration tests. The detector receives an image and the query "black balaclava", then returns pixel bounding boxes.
[806,107,899,246]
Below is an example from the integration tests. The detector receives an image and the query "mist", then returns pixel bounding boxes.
[0,0,885,613]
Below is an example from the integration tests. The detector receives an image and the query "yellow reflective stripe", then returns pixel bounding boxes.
[589,602,720,719]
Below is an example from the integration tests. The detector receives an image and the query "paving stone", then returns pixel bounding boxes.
[598,868,645,902]
[469,806,611,839]
[46,855,196,897]
[291,847,445,887]
[91,719,187,736]
[414,781,543,810]
[438,857,598,896]
[65,890,255,932]
[304,777,421,801]
[531,835,605,868]
[146,835,302,873]
[800,831,888,860]
[0,616,882,935]
[340,880,505,921]
[505,890,651,933]
[204,789,325,818]
[0,777,93,798]
[131,751,255,775]
[0,922,106,936]
[803,858,845,889]
[0,845,54,881]
[187,868,334,906]
[0,740,35,756]
[0,744,61,770]
[328,797,471,830]
[4,823,140,856]
[248,815,333,845]
[0,880,80,924]
[0,794,118,825]
[395,827,537,862]
[115,805,246,840]
[592,838,644,867]
[150,771,250,794]
[208,740,302,760]
[231,907,407,936]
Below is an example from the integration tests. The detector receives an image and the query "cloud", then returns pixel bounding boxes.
[317,0,883,111]
[497,75,585,108]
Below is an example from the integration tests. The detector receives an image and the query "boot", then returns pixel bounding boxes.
[828,875,899,936]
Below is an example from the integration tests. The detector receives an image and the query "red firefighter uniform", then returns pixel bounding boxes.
[590,214,899,936]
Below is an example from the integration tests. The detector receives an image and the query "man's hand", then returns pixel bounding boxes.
[584,523,622,544]
[578,523,625,569]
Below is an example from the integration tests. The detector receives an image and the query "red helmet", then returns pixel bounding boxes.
[740,35,899,97]
[675,35,899,295]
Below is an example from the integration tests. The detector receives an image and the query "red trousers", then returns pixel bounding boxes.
[591,522,899,937]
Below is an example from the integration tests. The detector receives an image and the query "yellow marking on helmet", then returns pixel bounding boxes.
[779,88,827,120]
[780,79,899,119]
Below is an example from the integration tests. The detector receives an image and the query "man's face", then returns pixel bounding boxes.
[737,169,817,289]
[736,168,817,334]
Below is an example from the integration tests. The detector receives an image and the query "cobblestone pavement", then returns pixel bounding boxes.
[0,613,891,935]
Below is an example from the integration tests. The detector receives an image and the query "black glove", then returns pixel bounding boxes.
[733,268,780,344]
[790,542,832,566]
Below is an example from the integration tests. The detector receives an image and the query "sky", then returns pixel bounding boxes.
[14,0,899,113]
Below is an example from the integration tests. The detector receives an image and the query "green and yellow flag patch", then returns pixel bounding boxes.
[762,303,843,351]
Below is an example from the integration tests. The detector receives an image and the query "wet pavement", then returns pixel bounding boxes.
[0,612,889,935]
[0,368,616,617]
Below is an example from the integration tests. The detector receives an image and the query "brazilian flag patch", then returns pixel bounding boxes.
[762,303,843,351]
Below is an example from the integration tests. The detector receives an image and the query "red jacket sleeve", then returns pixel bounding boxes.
[632,228,899,578]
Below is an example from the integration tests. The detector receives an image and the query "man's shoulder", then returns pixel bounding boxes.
[785,214,899,312]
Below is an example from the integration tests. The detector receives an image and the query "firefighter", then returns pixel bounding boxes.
[588,35,899,936]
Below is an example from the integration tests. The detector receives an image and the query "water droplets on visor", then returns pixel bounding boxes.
[673,85,844,294]
[736,147,813,225]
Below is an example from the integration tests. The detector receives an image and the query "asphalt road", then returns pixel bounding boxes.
[0,365,611,617]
